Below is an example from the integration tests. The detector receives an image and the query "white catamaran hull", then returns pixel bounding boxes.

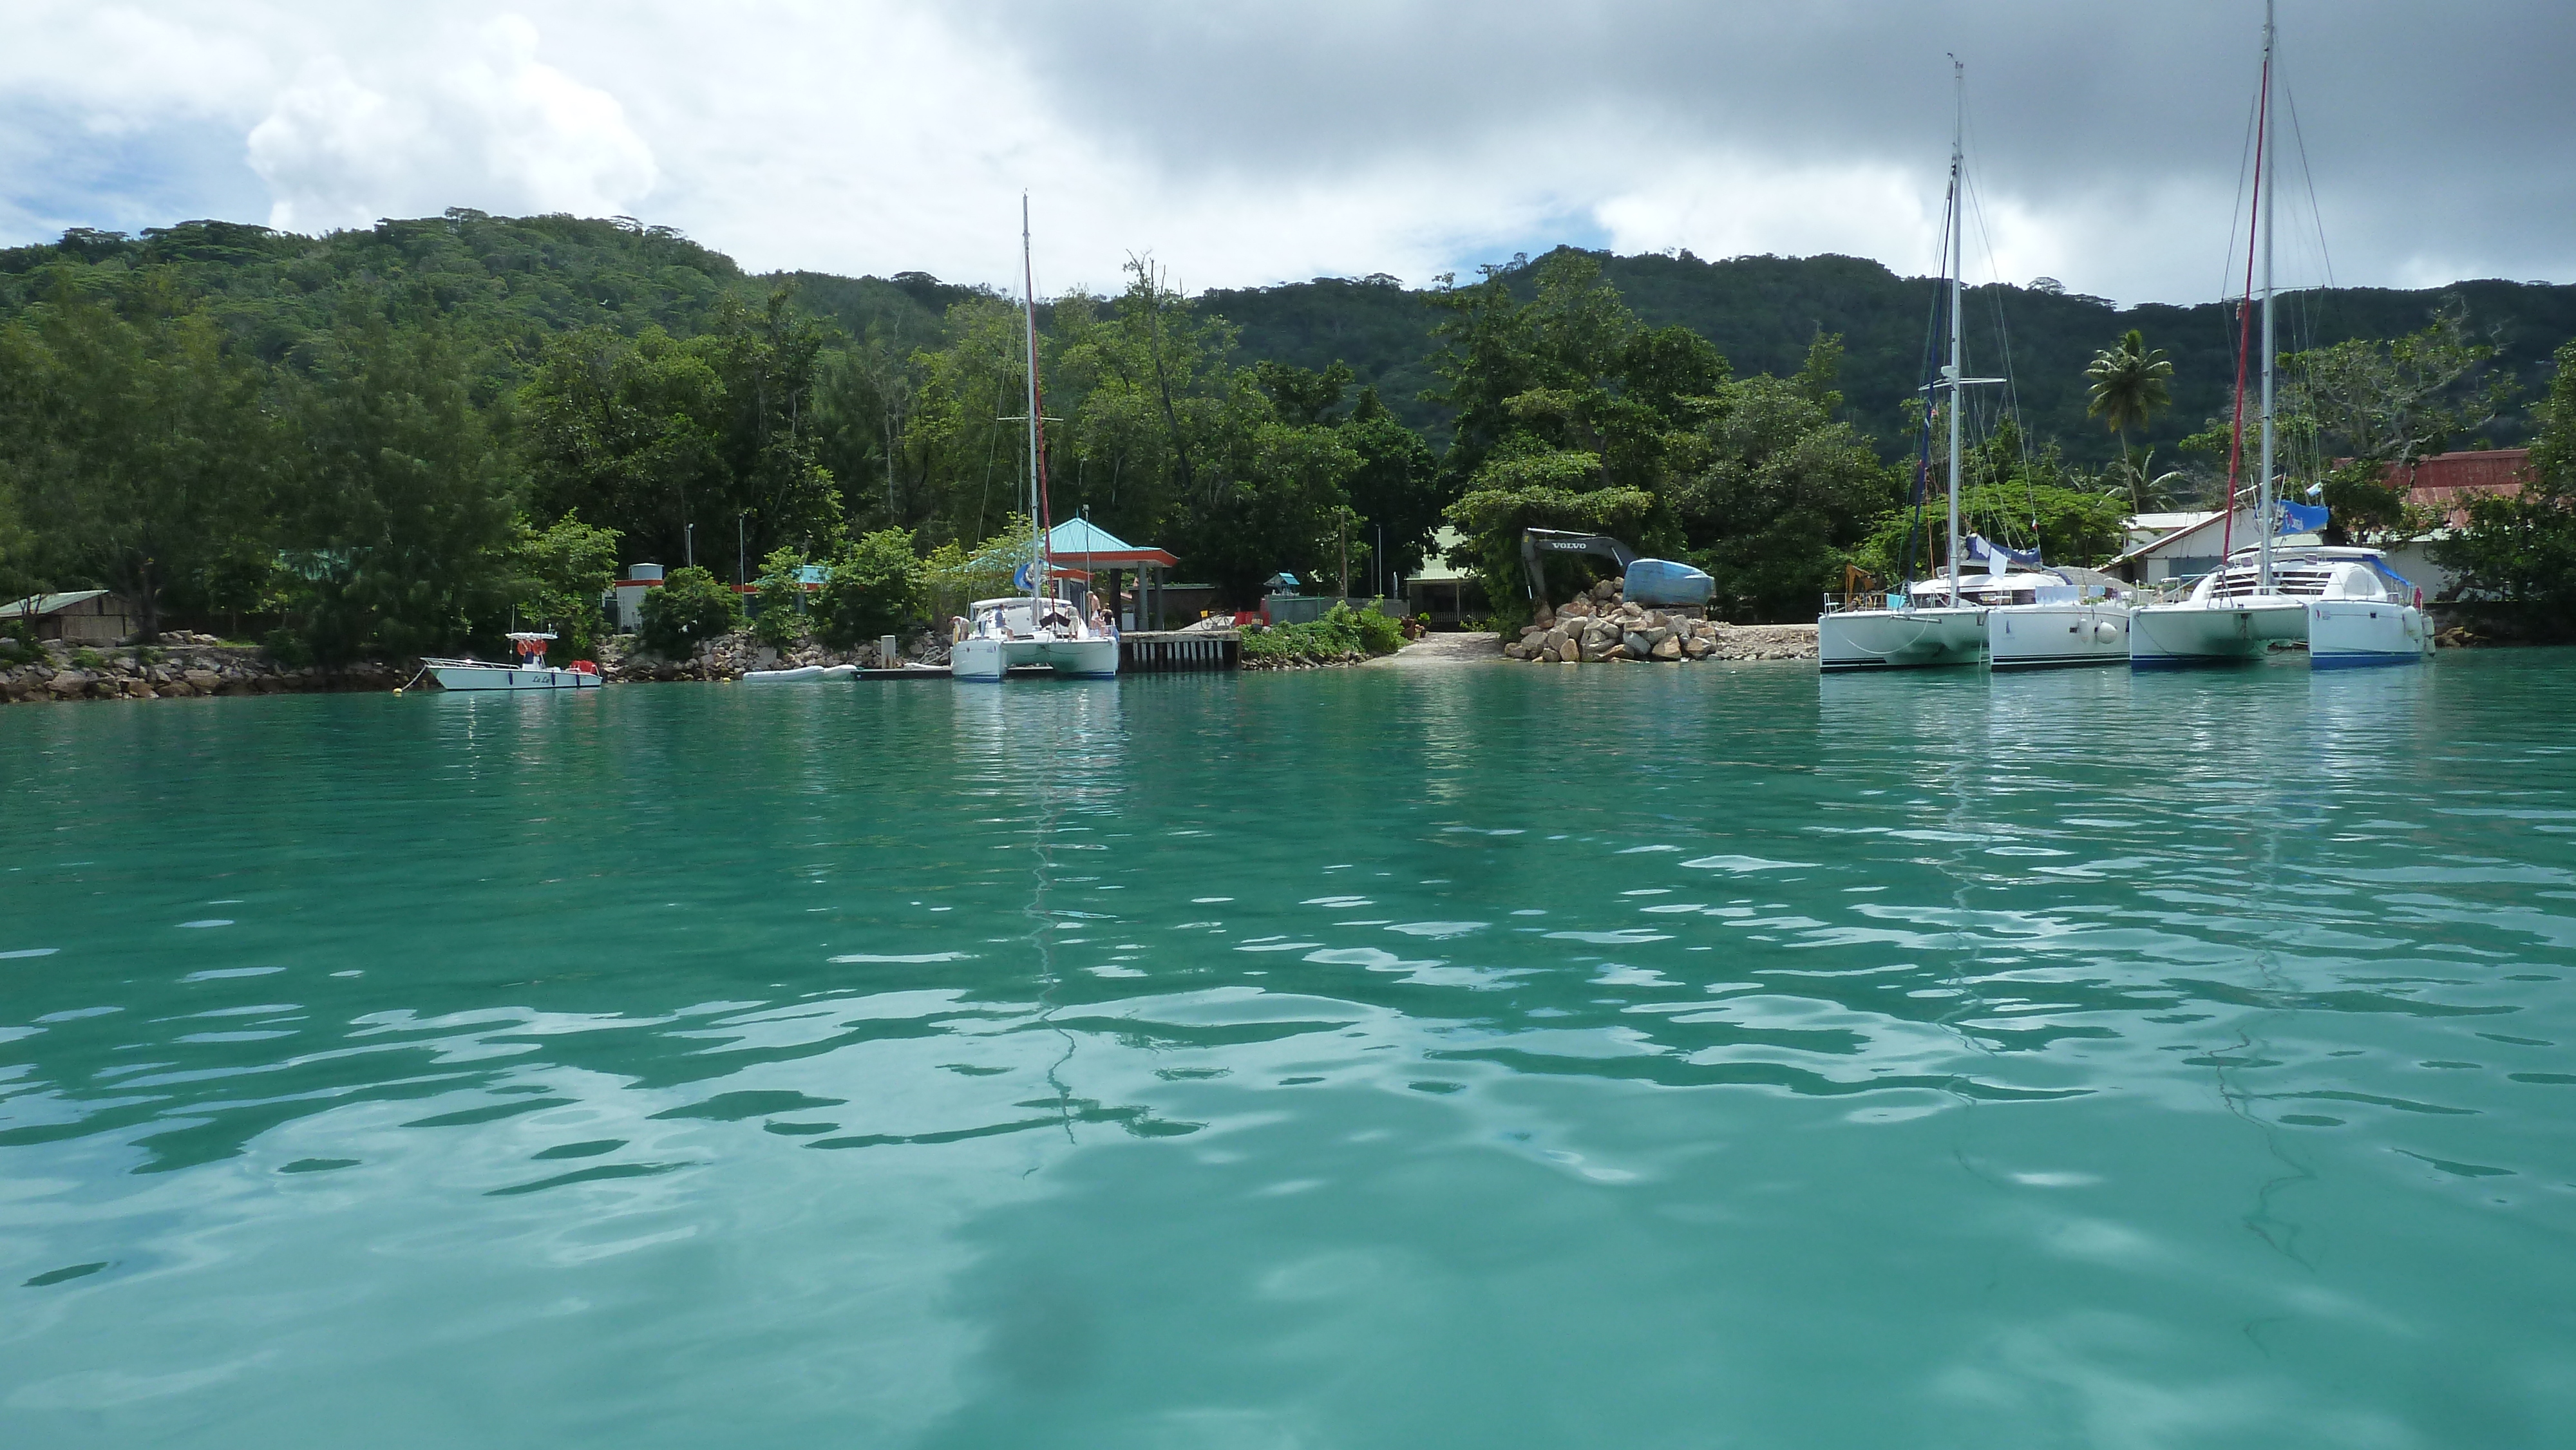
[951,636,1119,682]
[1817,607,1987,672]
[1987,603,2130,669]
[423,660,600,691]
[2307,600,2432,667]
[2128,598,2307,666]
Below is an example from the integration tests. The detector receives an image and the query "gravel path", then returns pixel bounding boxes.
[1363,632,1504,667]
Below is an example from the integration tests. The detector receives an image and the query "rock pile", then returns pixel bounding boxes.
[1500,578,1820,664]
[0,637,401,704]
[1502,578,1721,663]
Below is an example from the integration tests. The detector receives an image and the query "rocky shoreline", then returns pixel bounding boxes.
[2,607,1824,707]
[0,629,955,706]
[1502,578,1820,663]
[0,634,405,704]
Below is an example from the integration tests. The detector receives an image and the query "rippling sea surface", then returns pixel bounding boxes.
[5,652,2575,1447]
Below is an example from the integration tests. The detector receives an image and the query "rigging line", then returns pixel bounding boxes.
[1961,169,2037,544]
[1906,161,1958,581]
[2222,41,2271,564]
[2221,80,2261,328]
[2283,79,2336,294]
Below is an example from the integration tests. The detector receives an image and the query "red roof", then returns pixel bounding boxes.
[2383,449,2532,527]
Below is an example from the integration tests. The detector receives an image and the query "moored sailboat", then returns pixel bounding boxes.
[2128,2,2429,671]
[950,198,1119,683]
[1819,61,2002,673]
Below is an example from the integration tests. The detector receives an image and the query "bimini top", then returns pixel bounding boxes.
[1043,519,1178,569]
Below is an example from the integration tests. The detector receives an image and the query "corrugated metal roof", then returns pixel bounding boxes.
[0,590,111,618]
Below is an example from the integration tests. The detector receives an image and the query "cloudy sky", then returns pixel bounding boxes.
[4,1,2569,306]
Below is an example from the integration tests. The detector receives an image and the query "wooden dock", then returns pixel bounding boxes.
[1119,630,1238,672]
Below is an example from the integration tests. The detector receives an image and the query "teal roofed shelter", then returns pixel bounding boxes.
[1043,520,1182,630]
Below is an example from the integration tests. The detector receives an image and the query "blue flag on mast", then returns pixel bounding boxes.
[2276,500,2329,535]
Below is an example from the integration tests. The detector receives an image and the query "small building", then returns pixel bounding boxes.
[2387,448,2531,528]
[0,590,139,645]
[2107,508,2267,587]
[1403,527,1489,626]
[2121,511,2221,554]
[606,564,666,634]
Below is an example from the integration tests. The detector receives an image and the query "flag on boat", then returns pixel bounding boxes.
[2276,500,2329,535]
[1013,561,1033,590]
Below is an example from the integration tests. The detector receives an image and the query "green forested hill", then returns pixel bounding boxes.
[0,211,760,377]
[1211,248,2576,464]
[3,210,2570,648]
[8,216,2565,464]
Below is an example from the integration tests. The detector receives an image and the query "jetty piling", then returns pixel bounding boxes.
[1118,630,1238,673]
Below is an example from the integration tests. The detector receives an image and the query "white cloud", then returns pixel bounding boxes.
[1,1,2570,303]
[245,15,654,233]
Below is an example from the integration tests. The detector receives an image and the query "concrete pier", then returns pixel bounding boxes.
[1119,630,1238,672]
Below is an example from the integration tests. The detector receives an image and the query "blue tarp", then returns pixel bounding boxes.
[1622,558,1716,607]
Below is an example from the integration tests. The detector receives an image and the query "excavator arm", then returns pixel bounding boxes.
[1520,529,1638,599]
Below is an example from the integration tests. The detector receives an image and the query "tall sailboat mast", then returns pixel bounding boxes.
[2255,0,2277,591]
[1945,59,1965,603]
[1022,194,1044,611]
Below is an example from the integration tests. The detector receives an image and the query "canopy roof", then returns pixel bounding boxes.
[1045,519,1177,569]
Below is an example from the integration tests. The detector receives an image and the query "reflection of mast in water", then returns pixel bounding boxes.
[949,683,1128,1145]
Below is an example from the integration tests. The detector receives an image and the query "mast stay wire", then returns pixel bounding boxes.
[2282,68,2339,491]
[1961,169,2038,546]
[1958,92,2036,549]
[1901,158,1953,583]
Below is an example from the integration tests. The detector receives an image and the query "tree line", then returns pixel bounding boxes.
[2,211,2569,654]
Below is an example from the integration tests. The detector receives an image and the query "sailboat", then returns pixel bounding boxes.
[2130,2,2430,668]
[1818,61,2005,672]
[950,200,1121,683]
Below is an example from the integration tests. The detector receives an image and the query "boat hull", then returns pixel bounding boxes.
[426,662,600,691]
[1817,607,1986,672]
[743,664,861,683]
[1987,603,2130,670]
[2127,599,2307,667]
[951,636,1119,682]
[2307,600,2433,668]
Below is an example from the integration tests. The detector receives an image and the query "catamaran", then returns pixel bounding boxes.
[950,199,1119,683]
[2130,2,2430,669]
[1818,62,2005,673]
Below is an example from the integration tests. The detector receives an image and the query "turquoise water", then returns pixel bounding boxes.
[3,654,2573,1447]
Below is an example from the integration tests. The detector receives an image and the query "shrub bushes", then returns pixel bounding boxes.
[749,546,810,651]
[637,565,742,657]
[813,529,923,650]
[1239,603,1407,664]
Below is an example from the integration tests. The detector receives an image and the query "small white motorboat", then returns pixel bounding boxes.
[418,633,600,691]
[743,663,860,683]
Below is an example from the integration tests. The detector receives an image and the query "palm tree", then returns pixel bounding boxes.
[2094,446,2188,515]
[2085,329,2174,513]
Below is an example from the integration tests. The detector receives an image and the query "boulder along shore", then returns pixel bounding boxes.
[0,634,405,704]
[0,629,956,705]
[1504,578,1819,663]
